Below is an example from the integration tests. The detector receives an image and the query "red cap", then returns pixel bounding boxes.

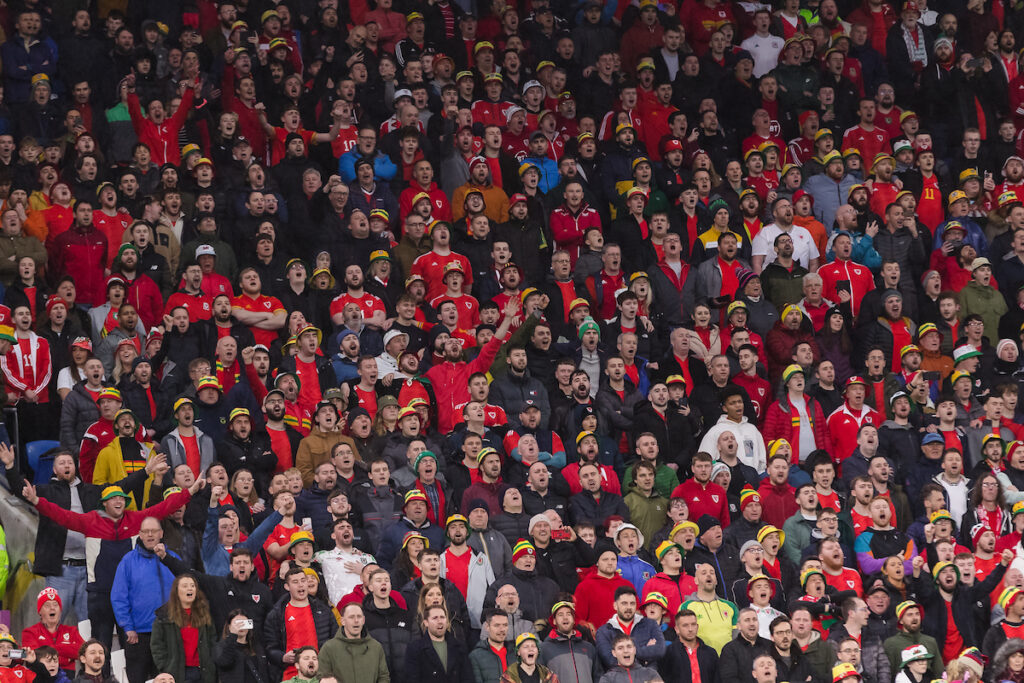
[798,110,818,128]
[792,189,813,206]
[509,193,528,206]
[662,138,684,153]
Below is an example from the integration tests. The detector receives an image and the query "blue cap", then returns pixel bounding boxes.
[336,329,358,346]
[922,432,944,446]
[835,230,854,240]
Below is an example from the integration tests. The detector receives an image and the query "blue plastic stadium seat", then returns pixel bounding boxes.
[26,440,60,484]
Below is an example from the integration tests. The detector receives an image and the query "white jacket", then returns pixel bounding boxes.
[698,414,767,474]
[441,547,495,628]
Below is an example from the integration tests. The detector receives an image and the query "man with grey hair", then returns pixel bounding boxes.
[797,272,833,332]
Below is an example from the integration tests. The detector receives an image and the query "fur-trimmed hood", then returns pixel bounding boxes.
[992,638,1024,681]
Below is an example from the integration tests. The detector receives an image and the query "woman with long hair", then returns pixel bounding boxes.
[880,555,909,602]
[229,468,265,531]
[960,473,1012,541]
[681,300,721,363]
[213,609,270,683]
[815,307,854,386]
[151,575,217,683]
[391,533,426,589]
[112,338,139,387]
[372,398,400,436]
[629,273,656,319]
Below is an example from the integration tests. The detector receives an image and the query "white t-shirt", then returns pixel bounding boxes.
[316,547,375,605]
[739,33,785,78]
[752,223,820,269]
[789,395,817,462]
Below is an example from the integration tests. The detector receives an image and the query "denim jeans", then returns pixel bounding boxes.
[46,564,88,624]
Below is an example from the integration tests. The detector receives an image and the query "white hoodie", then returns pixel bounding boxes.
[698,414,767,474]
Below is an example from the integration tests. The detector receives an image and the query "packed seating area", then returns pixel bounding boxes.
[5,1,1024,683]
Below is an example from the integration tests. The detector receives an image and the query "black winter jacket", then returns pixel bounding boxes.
[213,635,272,683]
[362,594,414,681]
[161,553,273,634]
[262,596,337,675]
[403,633,474,683]
[484,567,561,622]
[916,562,1007,648]
[215,432,277,493]
[660,639,719,683]
[568,490,630,527]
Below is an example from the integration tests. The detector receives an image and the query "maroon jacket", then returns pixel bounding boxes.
[757,480,798,528]
[123,272,164,331]
[764,320,820,384]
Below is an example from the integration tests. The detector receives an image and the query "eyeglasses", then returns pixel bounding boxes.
[840,648,862,654]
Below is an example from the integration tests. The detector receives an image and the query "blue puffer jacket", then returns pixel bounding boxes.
[594,614,666,668]
[110,544,177,633]
[338,149,398,184]
[521,155,561,194]
[616,554,656,594]
[1,35,59,103]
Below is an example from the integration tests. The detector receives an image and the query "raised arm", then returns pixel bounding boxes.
[24,484,97,535]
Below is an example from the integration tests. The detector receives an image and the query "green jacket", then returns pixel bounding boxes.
[470,638,518,683]
[282,676,322,683]
[150,607,217,683]
[781,511,816,566]
[623,462,679,500]
[959,280,1007,346]
[770,63,820,112]
[178,236,238,281]
[318,631,390,683]
[882,630,944,680]
[500,662,557,683]
[800,631,834,682]
[490,313,541,379]
[761,261,810,312]
[623,484,669,550]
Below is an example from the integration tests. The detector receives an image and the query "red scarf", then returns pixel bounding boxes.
[719,257,741,297]
[416,479,446,525]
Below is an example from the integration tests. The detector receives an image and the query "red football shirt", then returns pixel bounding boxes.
[232,293,286,347]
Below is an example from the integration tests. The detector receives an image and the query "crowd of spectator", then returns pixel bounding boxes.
[5,1,1024,683]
